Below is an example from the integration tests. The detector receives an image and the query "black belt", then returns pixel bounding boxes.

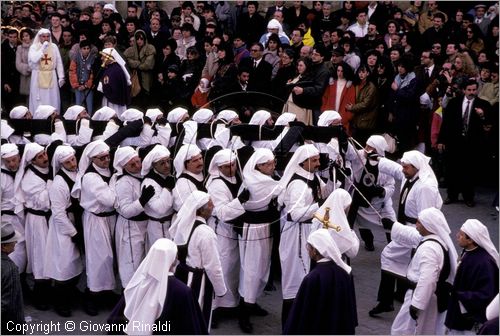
[148,213,174,223]
[125,212,149,221]
[242,209,278,224]
[92,210,117,217]
[25,208,52,221]
[2,210,15,216]
[286,213,313,224]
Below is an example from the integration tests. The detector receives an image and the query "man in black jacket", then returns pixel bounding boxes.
[239,42,273,95]
[1,29,20,112]
[292,45,330,125]
[437,79,492,207]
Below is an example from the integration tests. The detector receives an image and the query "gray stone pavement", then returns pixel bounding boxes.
[19,186,498,335]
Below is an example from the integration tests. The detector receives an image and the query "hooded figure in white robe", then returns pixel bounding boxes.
[112,146,150,288]
[390,207,458,335]
[172,144,205,211]
[1,144,26,271]
[239,149,282,306]
[146,108,171,148]
[170,190,227,330]
[28,28,65,113]
[206,149,246,309]
[183,108,214,151]
[63,105,93,146]
[91,106,120,141]
[141,145,174,248]
[5,106,32,144]
[120,108,155,147]
[32,104,66,145]
[71,140,116,295]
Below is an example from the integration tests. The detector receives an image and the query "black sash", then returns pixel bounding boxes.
[397,177,419,224]
[288,173,322,202]
[57,169,85,253]
[31,119,53,135]
[212,175,242,199]
[89,120,108,137]
[145,170,175,191]
[177,220,205,265]
[8,118,32,136]
[1,168,16,179]
[62,119,78,135]
[116,172,149,221]
[408,238,451,312]
[24,165,52,222]
[178,173,207,192]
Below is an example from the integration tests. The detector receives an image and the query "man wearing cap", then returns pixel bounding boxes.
[283,229,357,334]
[28,28,65,113]
[98,48,131,119]
[71,140,116,315]
[14,143,52,310]
[347,135,396,251]
[172,144,206,212]
[170,190,227,329]
[278,144,327,328]
[44,145,83,317]
[370,150,443,317]
[445,219,499,334]
[238,148,282,333]
[1,223,24,334]
[473,4,491,36]
[113,147,154,288]
[1,144,26,273]
[389,207,458,335]
[63,105,93,146]
[206,149,248,324]
[141,145,175,248]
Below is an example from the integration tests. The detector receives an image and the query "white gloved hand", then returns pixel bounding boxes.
[58,78,65,88]
[42,41,50,50]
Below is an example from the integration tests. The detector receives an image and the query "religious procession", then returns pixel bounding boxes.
[1,1,499,335]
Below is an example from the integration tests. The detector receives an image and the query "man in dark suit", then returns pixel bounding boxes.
[1,28,20,112]
[239,42,273,94]
[146,17,171,55]
[437,79,492,207]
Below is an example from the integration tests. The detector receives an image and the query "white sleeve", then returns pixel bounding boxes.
[49,176,77,237]
[22,173,50,210]
[286,180,319,222]
[83,173,116,208]
[207,179,245,222]
[391,222,422,247]
[411,243,443,310]
[378,157,405,181]
[142,179,173,218]
[115,178,144,218]
[199,228,227,297]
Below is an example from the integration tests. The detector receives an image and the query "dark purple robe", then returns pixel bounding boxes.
[101,62,131,106]
[283,260,357,335]
[445,246,499,331]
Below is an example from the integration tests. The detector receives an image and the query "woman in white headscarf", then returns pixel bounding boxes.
[391,207,458,335]
[43,145,83,317]
[28,28,65,113]
[124,239,207,335]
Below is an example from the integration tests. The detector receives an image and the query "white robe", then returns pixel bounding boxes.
[207,176,245,308]
[172,172,205,212]
[379,158,442,276]
[114,174,148,288]
[67,122,93,146]
[120,123,155,147]
[186,216,227,297]
[1,169,26,272]
[21,166,51,280]
[391,226,446,335]
[28,42,64,113]
[141,173,174,249]
[280,169,321,300]
[43,171,83,281]
[79,167,116,292]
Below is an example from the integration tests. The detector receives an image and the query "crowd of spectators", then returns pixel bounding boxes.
[1,1,499,185]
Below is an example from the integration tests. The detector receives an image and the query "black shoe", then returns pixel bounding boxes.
[443,198,457,205]
[83,294,99,316]
[248,303,268,316]
[55,306,72,318]
[368,303,394,317]
[364,241,375,251]
[34,301,50,311]
[238,317,253,334]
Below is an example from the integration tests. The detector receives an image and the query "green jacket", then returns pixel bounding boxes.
[350,81,379,131]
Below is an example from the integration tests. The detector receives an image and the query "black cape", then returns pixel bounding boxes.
[283,260,357,335]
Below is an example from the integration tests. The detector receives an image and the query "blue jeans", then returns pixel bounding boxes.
[75,89,93,115]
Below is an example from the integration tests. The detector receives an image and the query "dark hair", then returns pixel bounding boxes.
[79,39,91,48]
[19,27,34,39]
[282,47,296,60]
[297,57,313,74]
[386,19,400,33]
[251,42,264,52]
[266,33,281,49]
[181,23,195,35]
[103,35,117,45]
[218,42,234,62]
[292,28,305,37]
[181,1,194,10]
[396,56,414,72]
[433,12,445,21]
[128,4,138,10]
[332,61,355,81]
[50,12,62,20]
[247,1,259,9]
[463,79,478,89]
[162,38,177,52]
[7,29,19,36]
